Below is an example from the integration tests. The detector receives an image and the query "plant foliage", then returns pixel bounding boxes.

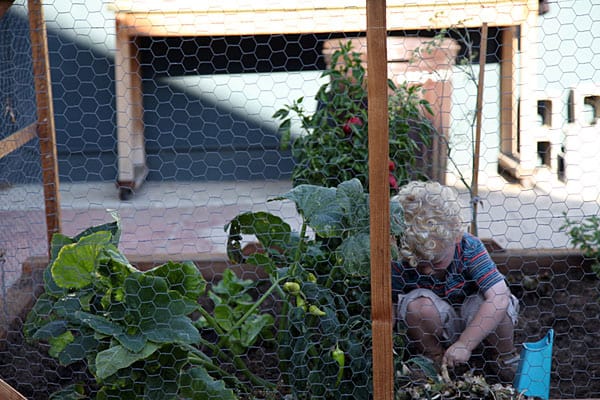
[273,40,435,191]
[226,178,405,398]
[25,216,275,399]
[561,213,600,277]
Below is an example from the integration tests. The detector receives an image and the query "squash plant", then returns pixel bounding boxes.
[24,216,275,399]
[225,178,405,399]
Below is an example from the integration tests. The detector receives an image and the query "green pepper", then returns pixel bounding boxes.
[332,345,345,386]
[283,281,301,295]
[308,304,326,316]
[296,295,307,311]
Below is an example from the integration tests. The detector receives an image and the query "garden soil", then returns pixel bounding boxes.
[0,266,598,399]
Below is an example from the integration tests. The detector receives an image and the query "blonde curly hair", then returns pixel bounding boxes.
[393,181,464,267]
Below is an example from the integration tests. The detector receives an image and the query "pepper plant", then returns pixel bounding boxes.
[226,178,405,399]
[24,216,276,399]
[273,40,436,192]
[561,213,600,277]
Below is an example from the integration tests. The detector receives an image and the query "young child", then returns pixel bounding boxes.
[392,180,519,383]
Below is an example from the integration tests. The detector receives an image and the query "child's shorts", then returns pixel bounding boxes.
[396,288,520,345]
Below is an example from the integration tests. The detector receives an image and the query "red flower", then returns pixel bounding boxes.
[342,116,363,135]
[388,160,395,171]
[388,173,398,190]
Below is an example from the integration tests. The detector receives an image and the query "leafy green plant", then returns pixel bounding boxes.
[561,213,600,277]
[226,178,405,399]
[273,40,435,192]
[24,216,276,399]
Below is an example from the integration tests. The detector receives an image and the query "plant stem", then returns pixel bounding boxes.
[186,342,276,391]
[218,275,285,348]
[196,306,225,336]
[291,222,308,275]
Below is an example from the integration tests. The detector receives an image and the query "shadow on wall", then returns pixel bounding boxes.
[49,29,302,182]
[2,9,312,183]
[0,7,40,185]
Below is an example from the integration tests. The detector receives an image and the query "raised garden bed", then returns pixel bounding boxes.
[0,247,598,399]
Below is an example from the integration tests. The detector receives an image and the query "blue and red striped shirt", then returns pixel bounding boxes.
[391,233,504,305]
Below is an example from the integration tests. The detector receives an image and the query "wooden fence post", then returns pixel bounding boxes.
[28,0,61,255]
[367,0,393,398]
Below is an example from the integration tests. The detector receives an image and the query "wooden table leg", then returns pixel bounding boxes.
[498,20,538,183]
[500,26,518,159]
[497,25,525,181]
[115,18,148,200]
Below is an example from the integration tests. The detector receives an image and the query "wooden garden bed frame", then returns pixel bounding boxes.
[0,247,594,400]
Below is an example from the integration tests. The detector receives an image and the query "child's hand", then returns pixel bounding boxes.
[442,341,471,367]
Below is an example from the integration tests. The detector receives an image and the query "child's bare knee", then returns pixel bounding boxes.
[406,296,439,322]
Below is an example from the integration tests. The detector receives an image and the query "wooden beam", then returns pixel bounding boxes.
[0,0,14,19]
[0,123,37,159]
[111,0,533,37]
[367,0,393,398]
[28,0,61,254]
[0,379,27,400]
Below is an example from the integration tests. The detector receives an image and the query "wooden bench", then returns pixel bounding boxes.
[109,0,539,199]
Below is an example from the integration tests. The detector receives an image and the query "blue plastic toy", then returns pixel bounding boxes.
[514,329,554,400]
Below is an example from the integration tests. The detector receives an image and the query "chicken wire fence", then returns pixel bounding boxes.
[1,0,600,399]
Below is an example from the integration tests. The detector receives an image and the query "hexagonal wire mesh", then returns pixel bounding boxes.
[1,0,600,399]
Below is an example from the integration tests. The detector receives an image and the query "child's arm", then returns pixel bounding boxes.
[442,280,511,367]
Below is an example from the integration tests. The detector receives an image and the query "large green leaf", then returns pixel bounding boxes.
[275,185,344,237]
[142,316,200,345]
[48,383,87,400]
[336,179,370,232]
[58,332,99,365]
[337,232,371,276]
[31,319,68,340]
[42,264,68,297]
[23,293,55,338]
[245,252,277,274]
[144,345,188,400]
[116,332,147,353]
[51,231,113,289]
[50,233,76,263]
[124,273,172,322]
[72,218,121,246]
[146,261,206,300]
[225,211,291,250]
[178,367,237,400]
[49,330,75,358]
[74,311,124,336]
[102,247,135,274]
[49,218,121,264]
[53,296,84,318]
[390,196,405,236]
[95,342,159,380]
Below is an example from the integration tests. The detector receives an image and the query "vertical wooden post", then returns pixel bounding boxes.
[366,0,393,398]
[28,0,61,254]
[499,26,518,157]
[471,22,488,236]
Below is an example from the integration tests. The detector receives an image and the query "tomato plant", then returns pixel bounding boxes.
[273,40,435,193]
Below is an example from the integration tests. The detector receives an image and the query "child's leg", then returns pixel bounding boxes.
[462,293,519,352]
[461,293,520,383]
[397,289,460,365]
[405,296,446,363]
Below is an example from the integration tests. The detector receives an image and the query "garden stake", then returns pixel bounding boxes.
[471,22,488,236]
